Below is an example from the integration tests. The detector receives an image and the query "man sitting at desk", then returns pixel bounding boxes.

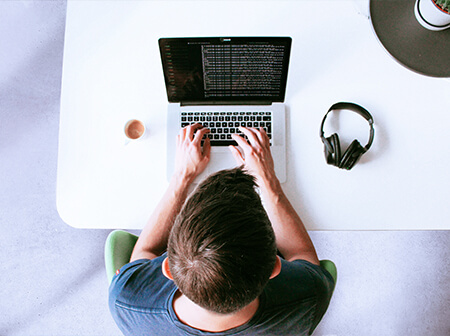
[109,124,334,335]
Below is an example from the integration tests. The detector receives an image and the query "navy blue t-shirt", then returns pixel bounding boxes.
[109,253,334,336]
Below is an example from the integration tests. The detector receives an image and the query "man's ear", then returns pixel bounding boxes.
[162,257,174,280]
[270,256,282,279]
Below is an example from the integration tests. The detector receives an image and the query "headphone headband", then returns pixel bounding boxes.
[320,102,374,151]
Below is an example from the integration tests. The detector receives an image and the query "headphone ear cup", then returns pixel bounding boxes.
[323,133,341,166]
[340,140,364,170]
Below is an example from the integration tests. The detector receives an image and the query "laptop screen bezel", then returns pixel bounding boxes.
[159,37,292,104]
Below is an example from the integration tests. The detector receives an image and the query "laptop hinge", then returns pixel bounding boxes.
[180,101,273,106]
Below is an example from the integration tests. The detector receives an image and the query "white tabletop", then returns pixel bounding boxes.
[57,0,450,230]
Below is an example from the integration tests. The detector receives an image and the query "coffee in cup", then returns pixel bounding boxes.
[124,119,146,140]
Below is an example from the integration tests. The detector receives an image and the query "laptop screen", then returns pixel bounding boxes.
[159,37,291,103]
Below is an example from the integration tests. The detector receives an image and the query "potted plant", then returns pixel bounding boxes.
[415,0,450,30]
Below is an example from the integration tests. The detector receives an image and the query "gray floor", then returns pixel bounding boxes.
[0,2,449,336]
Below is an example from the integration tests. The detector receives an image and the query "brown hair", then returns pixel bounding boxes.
[167,167,277,314]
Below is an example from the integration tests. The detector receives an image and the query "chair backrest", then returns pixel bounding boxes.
[308,259,337,334]
[105,230,139,283]
[105,230,338,289]
[320,259,338,286]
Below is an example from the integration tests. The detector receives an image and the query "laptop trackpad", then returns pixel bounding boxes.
[208,150,237,174]
[193,151,236,183]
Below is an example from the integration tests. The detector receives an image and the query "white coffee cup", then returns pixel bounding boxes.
[124,119,146,145]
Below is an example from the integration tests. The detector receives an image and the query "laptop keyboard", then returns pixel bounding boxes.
[181,111,272,146]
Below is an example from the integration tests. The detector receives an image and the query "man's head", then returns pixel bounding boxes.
[165,167,278,314]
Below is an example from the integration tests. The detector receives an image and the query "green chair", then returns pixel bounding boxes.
[105,230,337,287]
[320,259,338,288]
[308,259,337,335]
[105,230,139,284]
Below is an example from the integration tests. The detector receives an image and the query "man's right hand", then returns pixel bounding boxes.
[173,123,211,184]
[132,123,210,262]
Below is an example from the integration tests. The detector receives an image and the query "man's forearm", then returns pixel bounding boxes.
[259,178,319,265]
[229,127,319,265]
[130,174,192,262]
[130,123,211,262]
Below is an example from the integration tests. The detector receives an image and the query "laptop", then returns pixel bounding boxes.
[159,37,291,183]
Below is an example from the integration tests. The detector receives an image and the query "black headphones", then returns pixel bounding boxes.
[320,102,374,170]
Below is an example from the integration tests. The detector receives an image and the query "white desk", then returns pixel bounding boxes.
[57,0,450,230]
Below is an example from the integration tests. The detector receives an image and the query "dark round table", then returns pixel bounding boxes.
[370,0,450,78]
